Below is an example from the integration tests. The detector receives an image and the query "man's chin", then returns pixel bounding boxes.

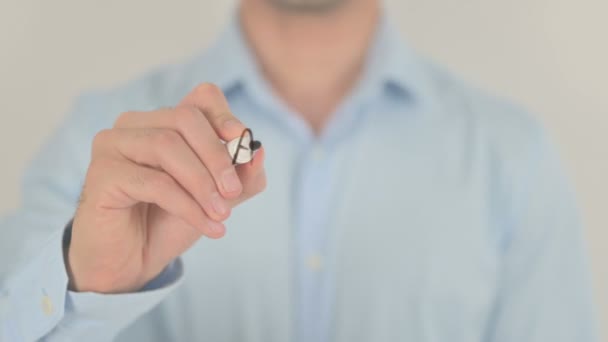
[268,0,348,14]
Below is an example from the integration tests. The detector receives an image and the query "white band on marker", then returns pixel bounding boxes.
[226,128,261,165]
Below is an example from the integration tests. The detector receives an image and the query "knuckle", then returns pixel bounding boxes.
[86,157,116,184]
[173,106,199,129]
[210,110,231,124]
[153,129,182,149]
[91,129,112,152]
[113,110,137,127]
[134,127,156,139]
[196,171,216,190]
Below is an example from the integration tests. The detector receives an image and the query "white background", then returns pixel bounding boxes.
[0,0,606,338]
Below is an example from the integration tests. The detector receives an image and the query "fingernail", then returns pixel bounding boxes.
[211,192,228,216]
[207,220,224,234]
[222,168,242,194]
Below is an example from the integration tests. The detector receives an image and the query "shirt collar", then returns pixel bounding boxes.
[361,17,438,109]
[194,13,434,107]
[195,16,259,94]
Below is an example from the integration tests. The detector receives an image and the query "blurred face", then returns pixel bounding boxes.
[268,0,348,13]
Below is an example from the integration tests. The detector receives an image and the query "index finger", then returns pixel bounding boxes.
[179,83,246,141]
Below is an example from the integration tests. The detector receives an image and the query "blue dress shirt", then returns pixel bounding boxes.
[0,15,598,342]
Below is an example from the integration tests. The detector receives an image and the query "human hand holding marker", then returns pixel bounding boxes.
[67,83,266,294]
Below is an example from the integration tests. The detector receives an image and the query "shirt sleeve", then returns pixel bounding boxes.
[2,228,184,342]
[486,127,599,341]
[0,93,183,341]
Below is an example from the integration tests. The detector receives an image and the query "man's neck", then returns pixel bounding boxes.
[239,1,380,134]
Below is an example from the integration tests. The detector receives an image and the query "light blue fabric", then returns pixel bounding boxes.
[0,14,598,342]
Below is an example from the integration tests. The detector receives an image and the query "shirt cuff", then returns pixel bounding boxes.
[59,259,183,339]
[3,226,184,341]
[4,229,69,341]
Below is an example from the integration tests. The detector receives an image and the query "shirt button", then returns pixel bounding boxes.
[306,254,323,272]
[41,295,53,316]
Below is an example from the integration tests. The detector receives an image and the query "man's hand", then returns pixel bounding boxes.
[67,83,267,293]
